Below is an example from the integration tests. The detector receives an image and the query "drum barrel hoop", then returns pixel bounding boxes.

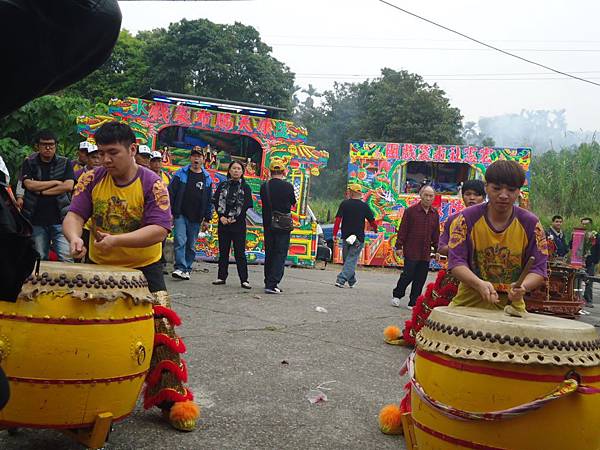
[8,371,147,385]
[416,349,600,384]
[412,420,508,450]
[0,313,152,325]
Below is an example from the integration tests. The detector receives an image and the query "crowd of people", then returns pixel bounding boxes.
[10,125,297,295]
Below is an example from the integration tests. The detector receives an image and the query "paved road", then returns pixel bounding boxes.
[1,264,599,449]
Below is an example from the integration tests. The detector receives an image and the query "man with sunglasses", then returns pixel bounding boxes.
[19,130,75,261]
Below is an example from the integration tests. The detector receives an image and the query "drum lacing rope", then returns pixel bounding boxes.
[401,351,600,421]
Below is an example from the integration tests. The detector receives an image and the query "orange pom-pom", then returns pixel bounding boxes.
[378,404,404,435]
[169,400,200,432]
[383,325,402,342]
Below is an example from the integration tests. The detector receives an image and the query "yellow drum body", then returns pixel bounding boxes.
[411,306,600,450]
[0,262,155,429]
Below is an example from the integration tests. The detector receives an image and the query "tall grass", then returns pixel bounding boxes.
[309,198,340,223]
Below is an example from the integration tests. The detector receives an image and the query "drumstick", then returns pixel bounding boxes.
[514,256,535,288]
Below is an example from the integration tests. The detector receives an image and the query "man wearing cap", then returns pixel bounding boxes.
[150,150,170,186]
[168,147,213,280]
[259,158,297,294]
[72,141,90,172]
[333,183,377,288]
[392,185,440,309]
[136,144,152,168]
[20,130,75,262]
[74,143,101,180]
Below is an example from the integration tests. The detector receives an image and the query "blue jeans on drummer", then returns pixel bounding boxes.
[173,215,200,272]
[336,241,364,286]
[31,224,73,262]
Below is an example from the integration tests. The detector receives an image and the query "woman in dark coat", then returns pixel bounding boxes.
[212,161,253,288]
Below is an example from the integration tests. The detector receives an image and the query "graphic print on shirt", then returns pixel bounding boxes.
[93,195,143,234]
[152,180,170,211]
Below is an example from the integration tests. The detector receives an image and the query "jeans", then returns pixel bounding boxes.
[393,259,429,306]
[217,225,248,283]
[173,215,200,272]
[31,224,73,262]
[584,258,596,305]
[336,241,364,286]
[264,229,291,289]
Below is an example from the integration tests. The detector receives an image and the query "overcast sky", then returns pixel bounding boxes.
[119,0,600,132]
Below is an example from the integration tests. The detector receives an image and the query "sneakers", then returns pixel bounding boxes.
[212,279,226,285]
[391,297,401,307]
[265,287,282,294]
[349,282,357,289]
[241,281,252,289]
[335,281,344,288]
[172,270,190,280]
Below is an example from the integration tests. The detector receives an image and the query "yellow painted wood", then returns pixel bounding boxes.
[411,351,600,450]
[0,289,153,428]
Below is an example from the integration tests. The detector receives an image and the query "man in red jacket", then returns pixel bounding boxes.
[392,185,439,308]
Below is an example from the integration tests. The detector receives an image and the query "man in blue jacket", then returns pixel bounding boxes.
[168,147,213,280]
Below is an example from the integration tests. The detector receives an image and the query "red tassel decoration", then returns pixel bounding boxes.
[146,359,189,387]
[153,305,182,326]
[154,333,187,354]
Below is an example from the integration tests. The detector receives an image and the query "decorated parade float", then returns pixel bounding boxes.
[339,141,531,267]
[77,90,329,267]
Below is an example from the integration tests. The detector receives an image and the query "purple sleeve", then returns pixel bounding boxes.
[140,168,173,231]
[447,213,470,271]
[68,168,98,221]
[521,213,549,278]
[439,214,456,248]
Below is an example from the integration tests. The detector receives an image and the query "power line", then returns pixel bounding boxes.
[376,0,600,88]
[274,43,600,53]
[295,71,600,77]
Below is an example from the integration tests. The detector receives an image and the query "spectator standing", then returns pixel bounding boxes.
[392,185,439,308]
[333,183,377,288]
[135,144,152,168]
[150,151,170,185]
[74,144,101,180]
[168,147,213,280]
[580,217,599,308]
[72,141,90,172]
[20,130,75,261]
[545,215,568,258]
[260,158,296,294]
[212,161,253,288]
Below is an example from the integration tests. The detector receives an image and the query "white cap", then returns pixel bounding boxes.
[150,151,162,160]
[79,141,92,150]
[87,144,99,154]
[138,145,152,156]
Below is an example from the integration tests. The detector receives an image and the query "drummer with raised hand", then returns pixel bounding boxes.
[447,160,548,317]
[62,121,200,432]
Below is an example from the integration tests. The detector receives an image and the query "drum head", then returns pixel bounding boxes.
[417,306,600,367]
[19,261,153,304]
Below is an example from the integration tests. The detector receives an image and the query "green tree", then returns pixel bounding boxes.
[295,69,464,200]
[139,19,296,111]
[64,31,149,104]
[0,95,107,180]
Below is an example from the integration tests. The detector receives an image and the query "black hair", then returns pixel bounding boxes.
[35,130,57,144]
[581,217,593,224]
[485,160,526,188]
[94,121,136,148]
[226,161,245,179]
[552,215,563,222]
[462,179,485,197]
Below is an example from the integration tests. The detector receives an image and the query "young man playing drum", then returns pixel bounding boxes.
[448,160,548,317]
[63,121,199,431]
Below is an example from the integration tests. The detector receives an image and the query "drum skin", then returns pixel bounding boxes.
[0,262,154,429]
[411,307,600,450]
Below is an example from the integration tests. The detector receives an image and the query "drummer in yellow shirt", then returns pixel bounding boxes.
[447,160,548,317]
[63,122,199,432]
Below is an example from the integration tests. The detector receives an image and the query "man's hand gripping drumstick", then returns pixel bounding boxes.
[505,256,536,317]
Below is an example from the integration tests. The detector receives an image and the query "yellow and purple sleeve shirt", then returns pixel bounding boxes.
[448,203,548,308]
[70,166,172,268]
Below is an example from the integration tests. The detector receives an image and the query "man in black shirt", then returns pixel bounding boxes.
[168,147,213,280]
[333,183,377,288]
[259,158,297,294]
[20,130,75,261]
